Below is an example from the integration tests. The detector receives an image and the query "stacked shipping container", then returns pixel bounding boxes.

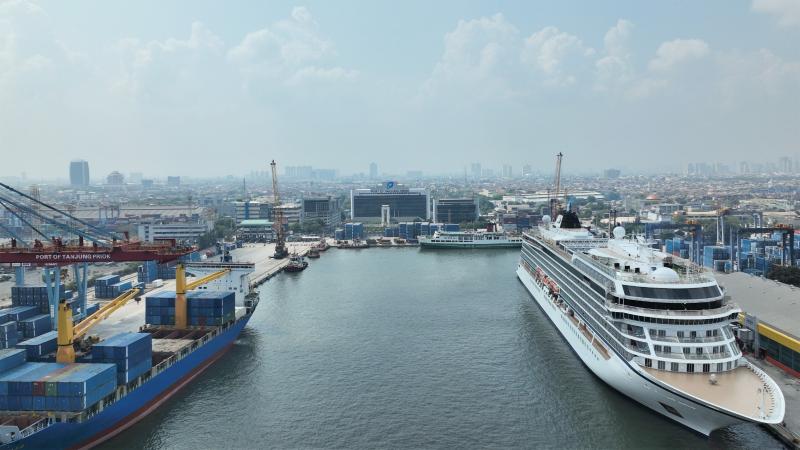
[145,291,235,327]
[91,333,153,385]
[0,362,117,411]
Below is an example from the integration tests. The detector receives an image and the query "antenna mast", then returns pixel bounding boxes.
[270,160,288,259]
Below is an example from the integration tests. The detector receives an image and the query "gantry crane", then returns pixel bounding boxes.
[270,160,288,259]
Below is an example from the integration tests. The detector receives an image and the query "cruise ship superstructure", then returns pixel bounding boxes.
[516,217,785,435]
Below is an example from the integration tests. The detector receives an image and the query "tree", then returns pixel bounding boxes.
[767,266,800,288]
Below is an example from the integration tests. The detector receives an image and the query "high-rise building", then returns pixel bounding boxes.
[302,195,342,228]
[369,162,378,179]
[470,163,482,179]
[106,171,124,185]
[603,168,621,179]
[434,198,479,223]
[502,165,513,178]
[351,184,429,222]
[522,164,532,177]
[166,176,181,187]
[69,160,90,187]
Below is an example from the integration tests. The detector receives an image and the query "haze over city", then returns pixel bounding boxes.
[1,0,799,179]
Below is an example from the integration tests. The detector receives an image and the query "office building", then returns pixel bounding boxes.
[434,198,479,224]
[604,168,621,179]
[232,201,272,224]
[470,163,482,179]
[69,160,90,187]
[137,220,212,243]
[274,203,302,224]
[369,162,378,179]
[302,196,341,227]
[106,171,124,185]
[350,184,429,222]
[236,219,274,243]
[167,176,181,187]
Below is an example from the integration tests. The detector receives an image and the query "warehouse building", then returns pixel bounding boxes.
[302,196,341,228]
[137,220,212,243]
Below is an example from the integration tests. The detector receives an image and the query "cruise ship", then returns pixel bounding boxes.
[419,227,522,249]
[516,213,785,435]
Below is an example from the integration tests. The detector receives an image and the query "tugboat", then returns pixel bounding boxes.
[307,247,320,259]
[284,253,308,272]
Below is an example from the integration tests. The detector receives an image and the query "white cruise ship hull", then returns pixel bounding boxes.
[516,265,746,436]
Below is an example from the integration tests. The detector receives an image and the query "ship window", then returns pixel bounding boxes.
[645,358,652,368]
[686,364,695,373]
[683,347,690,355]
[706,330,713,337]
[695,347,703,355]
[664,346,671,353]
[654,345,662,352]
[622,285,722,300]
[659,402,683,418]
[726,361,732,370]
[690,331,697,338]
[716,363,723,372]
[677,331,685,338]
[657,361,665,370]
[671,362,679,372]
[702,363,710,373]
[658,329,666,337]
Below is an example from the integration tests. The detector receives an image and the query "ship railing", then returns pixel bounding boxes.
[606,300,739,318]
[654,350,732,360]
[648,331,729,344]
[18,417,51,439]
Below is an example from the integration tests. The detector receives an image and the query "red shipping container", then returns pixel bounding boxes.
[32,381,45,396]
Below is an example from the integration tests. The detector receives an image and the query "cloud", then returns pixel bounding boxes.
[648,39,709,71]
[718,48,800,100]
[112,21,226,101]
[595,19,635,91]
[422,13,521,99]
[228,6,352,87]
[752,0,800,27]
[521,26,595,86]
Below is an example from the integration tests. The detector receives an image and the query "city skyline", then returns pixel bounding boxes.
[1,1,799,178]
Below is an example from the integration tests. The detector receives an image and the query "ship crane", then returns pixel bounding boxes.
[550,152,564,216]
[270,160,288,259]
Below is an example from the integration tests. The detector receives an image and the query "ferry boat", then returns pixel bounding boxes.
[419,226,522,249]
[516,214,785,435]
[0,262,259,449]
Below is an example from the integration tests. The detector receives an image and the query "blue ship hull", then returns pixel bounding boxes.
[3,316,251,450]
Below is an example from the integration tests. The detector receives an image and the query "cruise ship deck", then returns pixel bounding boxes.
[644,365,781,421]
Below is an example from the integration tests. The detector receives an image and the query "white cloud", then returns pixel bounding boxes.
[228,6,348,86]
[718,48,800,100]
[648,39,709,71]
[423,13,521,99]
[521,26,595,86]
[752,0,800,27]
[595,19,635,91]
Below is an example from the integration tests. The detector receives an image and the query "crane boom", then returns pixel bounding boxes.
[175,264,231,329]
[270,160,288,259]
[56,288,140,363]
[550,152,563,216]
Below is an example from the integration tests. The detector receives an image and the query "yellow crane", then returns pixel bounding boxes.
[174,264,230,329]
[56,288,140,363]
[55,264,231,363]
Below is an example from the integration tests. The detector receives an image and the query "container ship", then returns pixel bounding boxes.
[516,213,785,434]
[0,261,257,449]
[419,224,522,249]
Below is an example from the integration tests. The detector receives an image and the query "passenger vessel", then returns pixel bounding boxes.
[419,228,522,249]
[517,214,785,435]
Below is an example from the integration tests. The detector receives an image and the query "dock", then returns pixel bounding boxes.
[229,243,315,289]
[717,272,800,448]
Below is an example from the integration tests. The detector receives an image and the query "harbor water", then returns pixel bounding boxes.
[100,248,783,449]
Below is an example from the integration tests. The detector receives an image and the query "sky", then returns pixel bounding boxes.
[1,0,799,179]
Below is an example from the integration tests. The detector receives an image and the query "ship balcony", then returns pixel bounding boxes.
[643,360,785,424]
[648,327,733,344]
